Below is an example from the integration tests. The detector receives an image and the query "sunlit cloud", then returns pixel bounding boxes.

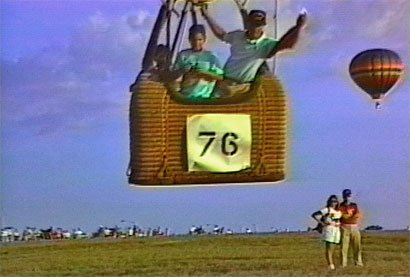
[1,9,153,136]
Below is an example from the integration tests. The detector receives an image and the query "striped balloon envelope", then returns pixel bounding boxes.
[349,49,404,108]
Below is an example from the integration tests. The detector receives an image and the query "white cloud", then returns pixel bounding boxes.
[317,24,337,42]
[1,9,154,136]
[364,6,408,39]
[88,12,111,33]
[126,10,150,29]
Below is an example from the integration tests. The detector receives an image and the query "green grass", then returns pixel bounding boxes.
[1,232,409,276]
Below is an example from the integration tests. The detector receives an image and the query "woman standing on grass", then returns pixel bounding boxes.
[312,195,342,270]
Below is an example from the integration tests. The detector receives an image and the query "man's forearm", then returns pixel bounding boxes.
[239,8,248,29]
[267,25,302,58]
[195,70,224,81]
[267,12,306,58]
[158,68,185,82]
[201,9,226,40]
[233,0,248,29]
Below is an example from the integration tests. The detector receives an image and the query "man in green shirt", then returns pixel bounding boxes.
[201,4,307,84]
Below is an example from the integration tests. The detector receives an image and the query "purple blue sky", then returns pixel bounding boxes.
[1,0,409,234]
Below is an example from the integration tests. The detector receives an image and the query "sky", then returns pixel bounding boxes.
[1,0,409,234]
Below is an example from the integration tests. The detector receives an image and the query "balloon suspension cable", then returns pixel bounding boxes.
[141,2,168,71]
[161,0,180,17]
[176,8,190,59]
[166,0,172,48]
[191,4,198,25]
[171,0,190,61]
[272,0,278,75]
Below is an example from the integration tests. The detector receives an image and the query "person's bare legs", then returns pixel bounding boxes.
[326,242,336,269]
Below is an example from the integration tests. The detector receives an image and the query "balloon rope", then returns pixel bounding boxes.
[166,0,172,48]
[191,5,198,25]
[171,1,190,61]
[175,4,190,58]
[272,0,278,75]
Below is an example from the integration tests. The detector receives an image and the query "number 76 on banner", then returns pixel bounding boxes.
[186,114,252,173]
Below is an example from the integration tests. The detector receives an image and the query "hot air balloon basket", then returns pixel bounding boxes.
[128,74,288,186]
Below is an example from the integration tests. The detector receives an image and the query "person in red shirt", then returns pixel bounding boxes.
[339,189,364,267]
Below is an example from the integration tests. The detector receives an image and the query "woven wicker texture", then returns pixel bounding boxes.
[129,74,287,186]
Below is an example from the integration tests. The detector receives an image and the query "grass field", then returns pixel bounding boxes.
[1,231,408,277]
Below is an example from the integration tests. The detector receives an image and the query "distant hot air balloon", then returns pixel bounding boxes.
[349,49,404,109]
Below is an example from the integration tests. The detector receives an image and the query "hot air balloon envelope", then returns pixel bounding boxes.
[349,48,404,105]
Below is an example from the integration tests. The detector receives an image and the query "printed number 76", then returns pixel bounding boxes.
[199,132,239,157]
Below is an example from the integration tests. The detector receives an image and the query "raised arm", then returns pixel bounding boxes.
[233,0,249,29]
[200,7,227,41]
[267,13,307,58]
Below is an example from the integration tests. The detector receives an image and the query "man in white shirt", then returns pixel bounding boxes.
[201,6,307,84]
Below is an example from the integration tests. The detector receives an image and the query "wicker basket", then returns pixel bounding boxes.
[128,73,288,186]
